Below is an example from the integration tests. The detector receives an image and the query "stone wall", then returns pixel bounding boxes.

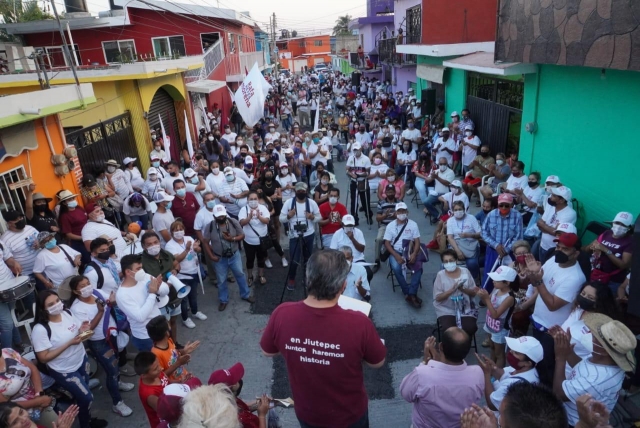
[495,0,640,71]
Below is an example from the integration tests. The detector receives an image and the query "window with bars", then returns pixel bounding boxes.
[314,40,323,46]
[0,166,28,233]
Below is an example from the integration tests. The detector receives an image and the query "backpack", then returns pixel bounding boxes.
[93,290,129,350]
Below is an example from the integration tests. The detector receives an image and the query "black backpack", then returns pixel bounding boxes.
[80,262,104,289]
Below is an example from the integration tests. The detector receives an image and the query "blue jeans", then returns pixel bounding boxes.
[179,275,200,320]
[130,214,149,230]
[415,178,428,205]
[0,302,22,349]
[131,336,153,352]
[424,192,442,219]
[390,255,421,296]
[213,251,250,303]
[87,337,121,405]
[463,249,481,280]
[482,246,500,293]
[49,355,93,428]
[288,234,315,281]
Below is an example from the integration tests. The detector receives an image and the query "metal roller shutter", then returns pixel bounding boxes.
[148,88,180,160]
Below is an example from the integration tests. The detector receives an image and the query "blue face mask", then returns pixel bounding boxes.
[152,161,160,168]
[166,202,172,210]
[176,189,186,197]
[206,201,215,209]
[44,239,57,250]
[294,147,301,155]
[313,138,319,143]
[190,177,199,185]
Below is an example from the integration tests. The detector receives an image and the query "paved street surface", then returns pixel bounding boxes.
[92,166,492,427]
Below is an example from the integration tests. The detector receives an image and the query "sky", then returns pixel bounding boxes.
[65,0,368,35]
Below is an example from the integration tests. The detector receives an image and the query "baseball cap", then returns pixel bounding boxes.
[183,168,197,179]
[208,362,245,386]
[213,204,227,218]
[157,394,183,424]
[396,202,408,211]
[342,215,356,226]
[555,223,578,234]
[223,167,234,176]
[505,336,544,363]
[551,186,572,202]
[123,156,136,165]
[488,265,517,282]
[279,162,289,168]
[84,202,98,215]
[554,232,579,248]
[497,193,514,204]
[612,212,634,227]
[152,192,175,203]
[450,180,462,188]
[450,111,459,117]
[545,175,560,184]
[295,182,308,191]
[147,167,158,176]
[150,153,161,161]
[441,127,450,133]
[352,142,362,150]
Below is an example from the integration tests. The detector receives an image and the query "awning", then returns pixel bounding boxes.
[186,80,227,94]
[416,64,445,84]
[442,52,537,76]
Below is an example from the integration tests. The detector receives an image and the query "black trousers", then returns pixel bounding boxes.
[349,181,372,225]
[532,325,555,387]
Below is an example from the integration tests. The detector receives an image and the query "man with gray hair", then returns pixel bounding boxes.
[260,249,386,428]
[340,246,371,302]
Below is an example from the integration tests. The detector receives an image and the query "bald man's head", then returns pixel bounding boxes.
[441,327,471,363]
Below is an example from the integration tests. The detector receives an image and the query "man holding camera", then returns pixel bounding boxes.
[279,182,321,291]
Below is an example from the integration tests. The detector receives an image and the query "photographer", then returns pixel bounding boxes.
[279,182,321,292]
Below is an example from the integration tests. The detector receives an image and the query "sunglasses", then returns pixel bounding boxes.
[498,204,511,208]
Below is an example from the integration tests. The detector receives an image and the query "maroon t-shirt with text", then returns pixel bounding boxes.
[260,301,386,427]
[594,229,633,283]
[319,202,348,235]
[170,192,200,236]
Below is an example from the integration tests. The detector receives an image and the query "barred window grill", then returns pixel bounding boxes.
[467,73,524,110]
[406,6,421,44]
[0,166,28,232]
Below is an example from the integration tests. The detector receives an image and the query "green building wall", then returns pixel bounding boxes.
[416,55,467,120]
[518,64,640,230]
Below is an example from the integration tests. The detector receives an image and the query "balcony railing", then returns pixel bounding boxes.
[184,39,225,83]
[405,6,421,44]
[378,37,416,65]
[225,51,265,81]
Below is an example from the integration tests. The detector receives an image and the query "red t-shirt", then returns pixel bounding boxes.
[139,372,169,428]
[260,302,387,427]
[59,208,88,236]
[319,202,348,235]
[170,193,200,236]
[237,398,260,428]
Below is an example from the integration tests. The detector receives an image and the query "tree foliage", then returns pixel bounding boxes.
[0,0,53,41]
[332,14,352,36]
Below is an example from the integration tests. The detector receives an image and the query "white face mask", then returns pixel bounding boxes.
[107,166,116,173]
[496,159,504,166]
[94,214,105,222]
[146,245,161,256]
[281,168,289,175]
[67,200,78,208]
[343,226,354,233]
[443,262,457,272]
[248,200,259,208]
[208,136,214,141]
[465,131,473,137]
[329,197,338,205]
[396,213,407,221]
[388,176,396,183]
[612,225,629,237]
[150,175,157,182]
[47,301,64,315]
[439,165,447,172]
[80,285,94,298]
[260,157,267,163]
[450,186,460,194]
[173,230,185,240]
[134,269,147,283]
[212,167,220,174]
[453,210,465,219]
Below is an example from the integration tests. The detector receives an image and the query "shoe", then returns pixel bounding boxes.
[415,296,423,305]
[242,295,256,304]
[227,275,235,283]
[194,311,208,320]
[119,364,136,377]
[118,381,135,392]
[218,303,228,311]
[287,280,295,291]
[265,259,273,268]
[182,318,196,329]
[406,189,414,195]
[482,337,491,348]
[282,258,288,267]
[359,206,365,212]
[89,417,108,428]
[426,240,439,250]
[112,401,133,417]
[88,378,101,390]
[372,262,380,274]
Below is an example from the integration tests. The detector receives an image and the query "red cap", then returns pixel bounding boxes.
[84,202,98,215]
[554,232,578,247]
[497,193,514,204]
[208,362,244,386]
[184,376,202,390]
[157,394,183,423]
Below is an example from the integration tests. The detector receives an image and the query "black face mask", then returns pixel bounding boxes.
[195,156,203,161]
[170,171,178,177]
[577,295,596,311]
[481,152,489,158]
[14,219,25,230]
[215,217,227,224]
[234,379,244,397]
[240,152,247,157]
[97,251,111,261]
[109,244,116,255]
[296,192,307,200]
[528,181,538,187]
[554,250,570,264]
[34,204,47,213]
[548,197,557,207]
[265,175,273,181]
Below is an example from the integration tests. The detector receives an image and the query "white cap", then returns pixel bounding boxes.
[279,162,289,168]
[450,180,462,188]
[550,186,572,201]
[352,142,362,150]
[183,168,197,179]
[147,167,158,176]
[163,383,191,398]
[342,215,356,226]
[556,223,578,234]
[396,202,408,211]
[545,175,560,184]
[441,127,450,132]
[152,192,174,203]
[223,166,234,176]
[123,157,136,165]
[213,205,227,218]
[613,212,634,227]
[450,111,459,117]
[488,265,517,282]
[283,147,293,155]
[505,336,544,363]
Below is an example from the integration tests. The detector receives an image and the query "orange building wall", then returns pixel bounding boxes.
[0,115,83,208]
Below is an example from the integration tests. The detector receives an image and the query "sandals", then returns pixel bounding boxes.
[247,276,254,287]
[259,276,267,285]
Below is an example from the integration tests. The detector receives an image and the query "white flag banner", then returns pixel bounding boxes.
[199,97,210,132]
[313,100,320,133]
[234,63,272,127]
[184,110,194,160]
[158,114,171,163]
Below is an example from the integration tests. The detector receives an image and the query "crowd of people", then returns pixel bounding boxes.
[0,65,635,428]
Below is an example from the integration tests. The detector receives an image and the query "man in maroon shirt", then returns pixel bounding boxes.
[318,188,348,248]
[171,179,200,237]
[260,249,387,428]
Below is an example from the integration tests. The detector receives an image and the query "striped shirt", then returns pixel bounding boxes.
[481,209,523,252]
[562,359,624,426]
[377,199,399,225]
[0,226,39,276]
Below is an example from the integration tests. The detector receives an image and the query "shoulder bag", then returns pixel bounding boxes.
[380,222,407,262]
[245,206,273,251]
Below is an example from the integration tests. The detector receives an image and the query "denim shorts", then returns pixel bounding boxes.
[162,304,182,319]
[488,328,509,344]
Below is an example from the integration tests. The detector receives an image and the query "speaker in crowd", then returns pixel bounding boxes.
[351,71,361,87]
[421,88,436,116]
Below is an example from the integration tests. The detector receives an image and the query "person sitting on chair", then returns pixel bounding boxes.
[330,215,371,283]
[339,246,371,303]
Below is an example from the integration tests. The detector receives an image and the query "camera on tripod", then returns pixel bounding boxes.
[293,222,308,234]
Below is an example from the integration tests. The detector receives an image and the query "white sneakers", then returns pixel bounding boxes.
[118,381,134,392]
[194,311,207,320]
[112,400,133,417]
[282,257,289,267]
[182,318,196,329]
[265,259,273,268]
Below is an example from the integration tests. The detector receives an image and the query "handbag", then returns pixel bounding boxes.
[380,222,407,262]
[246,207,273,251]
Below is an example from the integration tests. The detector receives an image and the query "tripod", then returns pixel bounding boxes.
[279,229,311,303]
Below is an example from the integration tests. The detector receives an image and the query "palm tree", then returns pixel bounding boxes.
[333,14,352,36]
[0,0,53,41]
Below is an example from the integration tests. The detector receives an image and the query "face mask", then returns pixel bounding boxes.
[496,159,504,166]
[176,189,186,197]
[547,197,557,207]
[67,200,78,208]
[208,136,214,141]
[321,179,329,185]
[499,207,510,216]
[225,130,231,134]
[14,219,26,230]
[225,175,235,182]
[453,210,465,219]
[396,213,407,221]
[80,285,94,299]
[296,192,307,200]
[152,161,160,168]
[343,226,354,233]
[512,171,521,177]
[150,175,158,182]
[260,157,267,163]
[281,168,289,175]
[166,202,172,210]
[577,295,596,312]
[212,167,220,174]
[481,152,489,158]
[97,250,110,261]
[528,181,538,187]
[313,138,320,143]
[206,201,215,209]
[439,165,447,172]
[329,197,338,204]
[215,216,227,223]
[408,123,414,128]
[134,269,147,283]
[516,255,527,265]
[450,187,460,194]
[265,174,273,181]
[44,239,57,250]
[248,200,259,209]
[146,245,161,256]
[388,176,396,183]
[554,250,570,264]
[507,352,523,370]
[107,166,116,173]
[270,128,275,133]
[47,301,64,316]
[94,214,105,222]
[35,204,47,213]
[190,177,199,185]
[173,230,185,240]
[612,225,629,237]
[170,171,178,177]
[374,158,382,165]
[465,131,472,137]
[443,262,457,272]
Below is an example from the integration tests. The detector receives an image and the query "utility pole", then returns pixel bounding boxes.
[271,12,279,73]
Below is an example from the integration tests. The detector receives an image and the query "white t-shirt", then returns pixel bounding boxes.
[81,220,127,259]
[540,205,578,250]
[561,308,593,378]
[238,205,270,246]
[185,181,211,207]
[151,210,175,246]
[84,260,120,296]
[206,172,225,195]
[505,174,528,192]
[433,168,456,194]
[396,151,417,168]
[383,219,421,252]
[346,154,372,177]
[142,179,162,200]
[532,259,586,328]
[70,289,115,341]
[0,226,39,276]
[490,367,540,411]
[32,311,86,373]
[354,132,372,147]
[165,237,198,278]
[161,173,185,195]
[434,137,456,166]
[308,142,327,166]
[440,191,470,212]
[124,167,145,190]
[194,207,215,233]
[0,245,15,283]
[523,185,545,213]
[446,214,481,255]
[329,228,366,261]
[401,128,421,151]
[217,178,249,208]
[276,173,297,202]
[115,281,162,340]
[278,198,321,239]
[461,136,481,166]
[563,359,624,426]
[33,245,79,288]
[369,163,389,191]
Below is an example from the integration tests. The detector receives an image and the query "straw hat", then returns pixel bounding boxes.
[584,313,637,372]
